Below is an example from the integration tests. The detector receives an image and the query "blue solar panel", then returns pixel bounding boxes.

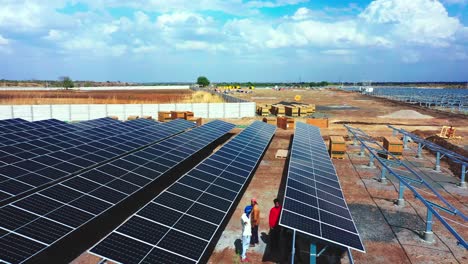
[89,121,276,263]
[0,119,195,204]
[279,122,365,252]
[0,120,234,264]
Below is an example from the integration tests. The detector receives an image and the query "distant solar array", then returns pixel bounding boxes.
[89,121,276,264]
[345,87,468,112]
[279,122,364,252]
[0,118,195,203]
[0,120,234,264]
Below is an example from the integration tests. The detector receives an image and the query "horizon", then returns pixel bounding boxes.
[1,0,468,82]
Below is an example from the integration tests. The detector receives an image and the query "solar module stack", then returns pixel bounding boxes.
[89,121,276,264]
[0,120,235,264]
[0,119,195,204]
[279,122,365,252]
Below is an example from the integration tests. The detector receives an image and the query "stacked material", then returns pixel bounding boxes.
[158,111,172,122]
[277,116,295,130]
[306,118,329,128]
[383,136,403,159]
[329,136,346,159]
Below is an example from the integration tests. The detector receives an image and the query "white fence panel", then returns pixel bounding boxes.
[124,104,143,119]
[106,105,125,120]
[51,105,70,121]
[71,105,91,121]
[142,104,158,117]
[0,102,256,121]
[89,105,107,120]
[0,106,12,119]
[32,105,51,120]
[158,104,177,112]
[192,104,209,118]
[224,103,240,118]
[208,103,225,118]
[174,103,193,112]
[240,102,256,117]
[13,106,33,121]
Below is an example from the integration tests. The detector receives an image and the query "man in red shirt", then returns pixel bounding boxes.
[269,198,282,251]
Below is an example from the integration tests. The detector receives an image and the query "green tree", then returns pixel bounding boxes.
[197,76,210,87]
[60,76,74,89]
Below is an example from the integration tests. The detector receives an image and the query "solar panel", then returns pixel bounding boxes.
[0,118,28,127]
[0,120,235,264]
[0,119,195,204]
[0,119,69,135]
[89,121,276,263]
[279,122,365,252]
[70,117,122,129]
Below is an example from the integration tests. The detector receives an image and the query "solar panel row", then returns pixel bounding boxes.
[0,118,28,128]
[0,120,235,264]
[89,121,276,264]
[279,122,365,252]
[0,119,194,203]
[0,119,67,135]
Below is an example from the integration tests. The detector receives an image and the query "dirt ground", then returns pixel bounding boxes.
[70,88,467,264]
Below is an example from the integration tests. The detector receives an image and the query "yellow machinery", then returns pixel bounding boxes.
[439,126,462,140]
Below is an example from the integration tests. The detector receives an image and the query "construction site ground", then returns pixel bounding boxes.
[71,89,467,264]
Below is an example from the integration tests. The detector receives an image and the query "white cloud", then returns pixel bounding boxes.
[291,7,315,20]
[0,34,9,45]
[1,0,467,65]
[360,0,462,47]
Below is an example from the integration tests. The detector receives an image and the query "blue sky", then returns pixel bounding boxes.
[1,0,467,82]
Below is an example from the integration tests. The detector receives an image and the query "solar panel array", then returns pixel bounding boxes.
[0,119,75,146]
[279,122,364,252]
[0,120,235,264]
[89,121,276,264]
[0,118,194,203]
[0,118,28,127]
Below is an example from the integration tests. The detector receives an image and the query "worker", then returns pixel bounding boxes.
[250,198,260,247]
[446,126,455,138]
[241,205,252,263]
[268,198,282,251]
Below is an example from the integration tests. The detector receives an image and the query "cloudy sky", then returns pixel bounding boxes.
[1,0,467,82]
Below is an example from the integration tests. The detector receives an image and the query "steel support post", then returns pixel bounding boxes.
[310,243,317,264]
[291,231,296,264]
[359,145,365,157]
[416,143,423,159]
[392,129,397,136]
[434,152,441,172]
[368,155,375,168]
[397,180,405,206]
[424,209,435,243]
[347,248,355,264]
[353,137,358,146]
[459,165,467,188]
[403,135,409,150]
[380,167,388,184]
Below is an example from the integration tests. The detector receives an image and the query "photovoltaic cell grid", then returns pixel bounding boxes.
[0,119,75,146]
[279,122,364,252]
[89,121,276,264]
[0,119,194,203]
[70,117,122,130]
[0,120,235,264]
[0,119,28,127]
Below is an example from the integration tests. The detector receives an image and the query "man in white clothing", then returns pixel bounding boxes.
[241,205,252,262]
